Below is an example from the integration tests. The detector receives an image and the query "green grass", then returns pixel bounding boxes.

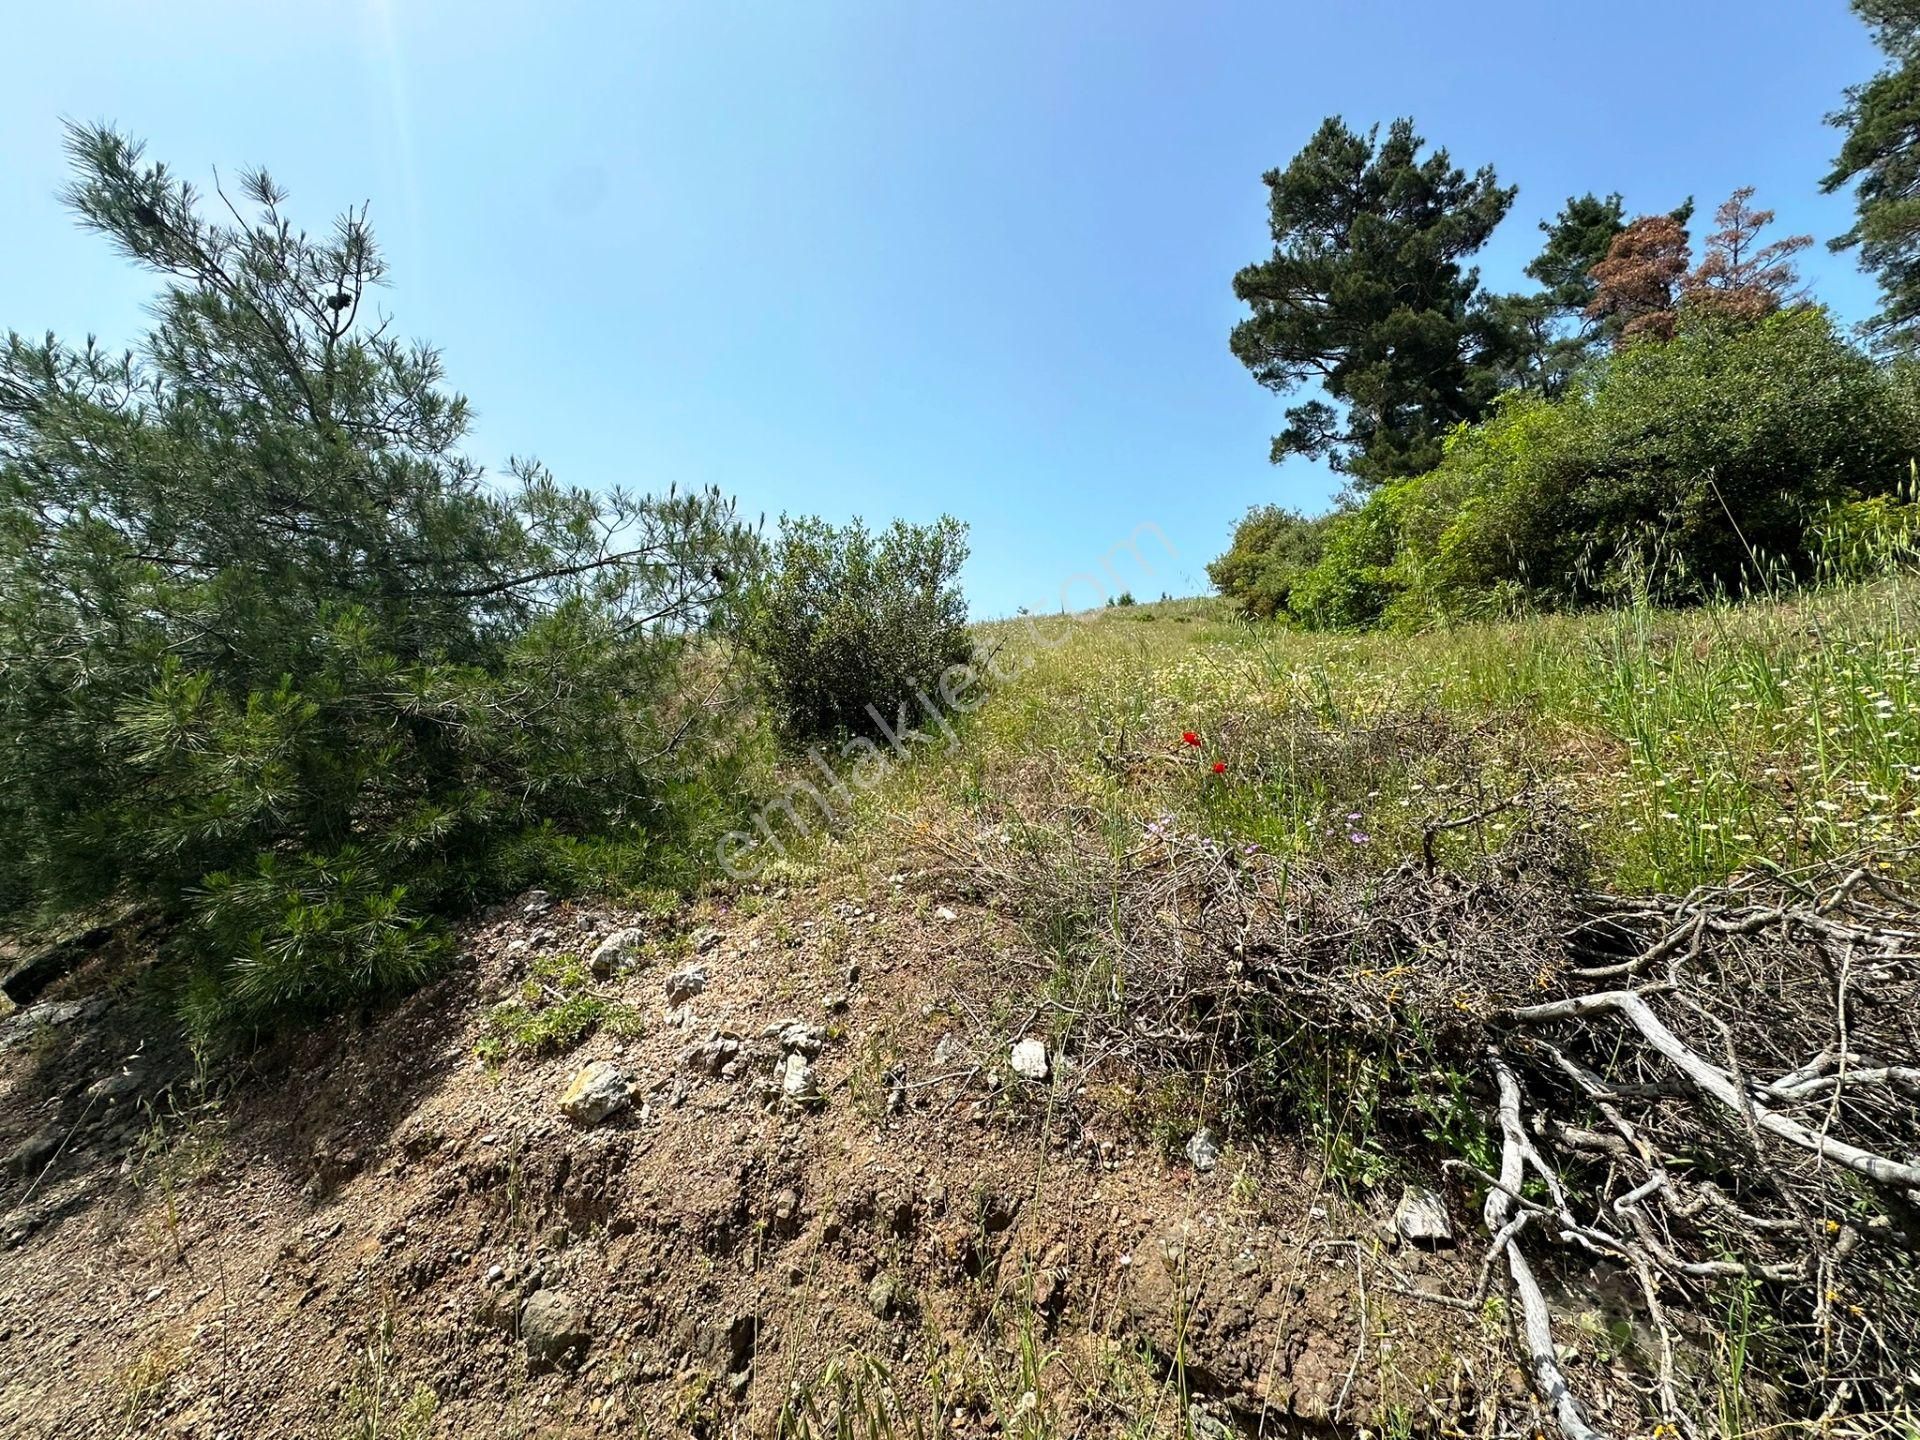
[476,950,645,1064]
[893,576,1920,895]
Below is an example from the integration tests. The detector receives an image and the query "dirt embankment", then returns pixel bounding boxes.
[0,873,1553,1439]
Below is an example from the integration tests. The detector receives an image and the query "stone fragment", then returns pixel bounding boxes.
[1392,1185,1454,1247]
[588,927,645,978]
[559,1061,630,1127]
[1009,1037,1049,1082]
[520,1288,589,1367]
[5,1131,59,1179]
[779,1053,820,1104]
[664,966,707,1007]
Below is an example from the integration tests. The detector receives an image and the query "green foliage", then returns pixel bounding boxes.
[744,513,974,743]
[0,126,759,1034]
[1494,191,1628,395]
[1243,307,1916,629]
[1230,116,1517,486]
[1205,506,1331,619]
[1285,501,1401,631]
[479,950,642,1062]
[1827,0,1920,351]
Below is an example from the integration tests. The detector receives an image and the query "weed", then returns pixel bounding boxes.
[111,1340,182,1437]
[480,950,643,1060]
[338,1312,437,1440]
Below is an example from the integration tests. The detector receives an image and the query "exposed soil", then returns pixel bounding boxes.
[0,866,1579,1439]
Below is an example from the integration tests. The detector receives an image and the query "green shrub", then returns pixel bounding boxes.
[1227,306,1919,630]
[1207,505,1332,619]
[0,127,759,1036]
[1286,500,1402,631]
[744,514,974,743]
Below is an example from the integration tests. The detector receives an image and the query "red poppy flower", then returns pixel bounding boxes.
[1182,731,1200,746]
[1212,761,1226,774]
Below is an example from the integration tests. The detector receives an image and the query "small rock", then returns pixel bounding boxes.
[779,1053,820,1104]
[776,1022,826,1057]
[1393,1185,1455,1247]
[932,1033,960,1067]
[934,906,958,923]
[559,1062,631,1127]
[521,889,553,918]
[1184,1128,1219,1173]
[1009,1037,1049,1082]
[588,927,645,978]
[688,1036,740,1076]
[868,1271,902,1318]
[821,993,848,1013]
[664,966,707,1007]
[690,926,722,954]
[83,1064,145,1105]
[520,1288,590,1367]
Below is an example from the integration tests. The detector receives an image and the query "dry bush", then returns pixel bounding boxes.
[928,782,1920,1436]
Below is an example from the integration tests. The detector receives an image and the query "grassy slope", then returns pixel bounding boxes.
[853,579,1920,897]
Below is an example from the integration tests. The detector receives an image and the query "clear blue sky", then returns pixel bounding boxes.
[0,1,1885,616]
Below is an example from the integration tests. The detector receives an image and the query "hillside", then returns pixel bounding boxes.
[4,583,1917,1437]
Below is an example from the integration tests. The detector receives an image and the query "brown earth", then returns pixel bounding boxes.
[0,866,1600,1439]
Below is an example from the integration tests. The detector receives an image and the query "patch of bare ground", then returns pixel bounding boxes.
[0,865,1509,1440]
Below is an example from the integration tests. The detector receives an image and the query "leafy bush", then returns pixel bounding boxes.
[1206,506,1333,619]
[1229,307,1918,629]
[0,127,758,1036]
[1285,500,1402,631]
[744,514,974,743]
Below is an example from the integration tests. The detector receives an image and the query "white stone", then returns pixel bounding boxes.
[1009,1037,1050,1082]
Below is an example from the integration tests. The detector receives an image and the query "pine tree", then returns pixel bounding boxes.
[1229,117,1516,486]
[1682,188,1812,324]
[1589,214,1693,346]
[1486,193,1628,395]
[0,126,758,1034]
[1826,0,1920,349]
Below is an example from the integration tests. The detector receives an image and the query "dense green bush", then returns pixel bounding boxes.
[0,127,759,1037]
[1221,307,1918,629]
[1206,506,1331,619]
[744,514,974,743]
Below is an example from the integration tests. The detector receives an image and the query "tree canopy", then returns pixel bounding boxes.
[1229,117,1516,487]
[1827,0,1920,349]
[0,125,758,1037]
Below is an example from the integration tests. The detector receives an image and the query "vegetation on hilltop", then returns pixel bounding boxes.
[6,8,1920,1434]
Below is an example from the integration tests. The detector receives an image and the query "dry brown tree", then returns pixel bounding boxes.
[1682,186,1813,324]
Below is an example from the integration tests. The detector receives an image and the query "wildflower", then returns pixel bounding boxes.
[1182,731,1200,746]
[1348,830,1370,845]
[1212,761,1226,774]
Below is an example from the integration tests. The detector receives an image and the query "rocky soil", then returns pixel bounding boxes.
[0,869,1572,1438]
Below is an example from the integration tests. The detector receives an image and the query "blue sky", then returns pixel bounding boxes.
[0,2,1886,616]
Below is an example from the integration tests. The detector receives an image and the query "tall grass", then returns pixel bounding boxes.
[933,575,1920,894]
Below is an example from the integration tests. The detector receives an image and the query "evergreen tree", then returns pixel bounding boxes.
[1682,188,1812,324]
[1229,117,1516,486]
[0,126,758,1035]
[1490,192,1627,393]
[1589,213,1693,346]
[1826,0,1920,349]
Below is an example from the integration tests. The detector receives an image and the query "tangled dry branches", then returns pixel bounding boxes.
[932,804,1920,1436]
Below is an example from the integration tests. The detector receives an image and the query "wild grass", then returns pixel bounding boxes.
[919,575,1920,895]
[475,950,645,1064]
